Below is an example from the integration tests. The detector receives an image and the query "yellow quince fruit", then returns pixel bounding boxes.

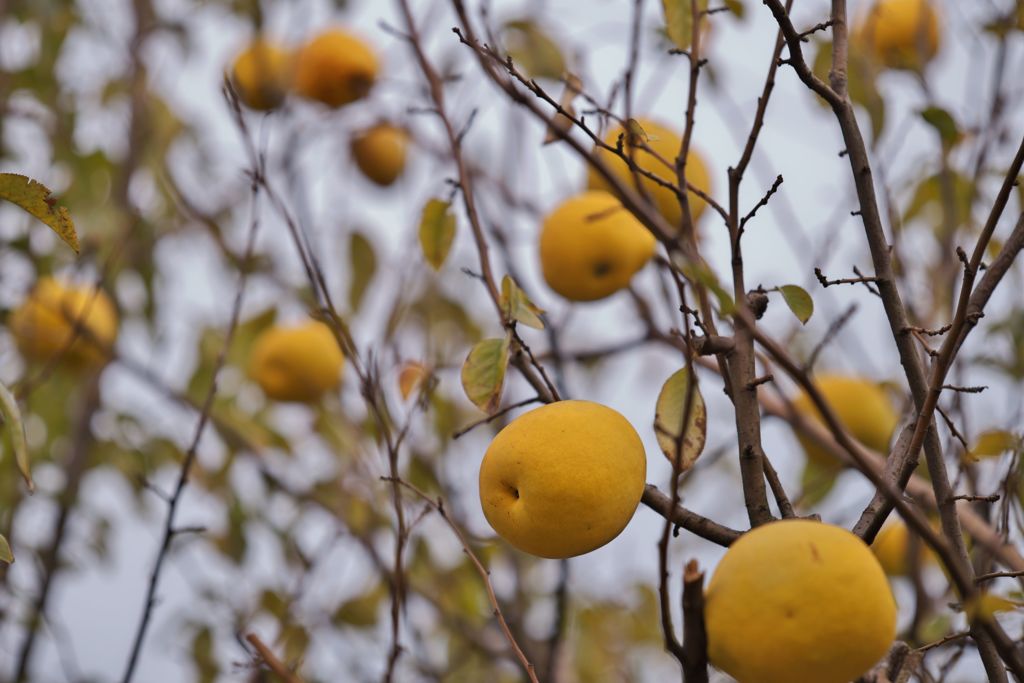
[9,277,118,370]
[539,190,656,302]
[478,400,646,558]
[587,117,712,230]
[705,519,897,683]
[294,29,378,108]
[248,320,344,402]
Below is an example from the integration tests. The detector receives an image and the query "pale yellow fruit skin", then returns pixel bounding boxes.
[351,124,409,186]
[706,519,897,683]
[872,519,914,576]
[586,118,712,229]
[539,191,656,302]
[479,400,646,559]
[791,374,898,469]
[872,518,936,576]
[855,0,941,70]
[230,39,293,111]
[294,29,378,108]
[9,277,118,369]
[247,321,344,403]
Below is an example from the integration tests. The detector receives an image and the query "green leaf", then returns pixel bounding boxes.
[418,198,456,270]
[778,284,814,325]
[653,367,707,470]
[259,589,289,621]
[812,41,886,141]
[0,534,13,564]
[407,453,441,493]
[918,613,952,644]
[0,380,33,493]
[919,106,961,148]
[281,622,310,664]
[799,456,841,507]
[0,173,79,253]
[681,261,734,314]
[461,336,510,414]
[904,172,973,230]
[503,20,566,80]
[333,582,388,627]
[348,231,376,312]
[500,275,544,329]
[190,626,219,683]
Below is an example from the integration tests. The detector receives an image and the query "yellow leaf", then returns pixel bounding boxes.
[0,173,79,253]
[624,118,651,146]
[969,429,1018,460]
[398,361,429,400]
[503,20,566,80]
[966,593,1023,622]
[661,0,708,51]
[653,367,707,470]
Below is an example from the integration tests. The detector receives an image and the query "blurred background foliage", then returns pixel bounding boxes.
[1,0,1024,680]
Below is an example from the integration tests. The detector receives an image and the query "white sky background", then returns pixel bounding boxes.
[1,0,1023,680]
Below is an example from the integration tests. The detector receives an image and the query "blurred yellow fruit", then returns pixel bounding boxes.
[705,519,897,683]
[351,123,409,186]
[871,518,935,576]
[791,374,898,469]
[230,38,293,111]
[479,400,646,558]
[294,29,378,108]
[587,118,711,229]
[248,320,344,402]
[855,0,941,70]
[539,190,656,301]
[9,277,118,369]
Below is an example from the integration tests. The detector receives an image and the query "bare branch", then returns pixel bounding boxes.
[641,485,741,547]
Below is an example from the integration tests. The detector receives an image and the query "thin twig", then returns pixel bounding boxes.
[976,570,1024,584]
[813,266,881,288]
[245,633,303,683]
[452,396,543,439]
[120,171,261,682]
[385,477,540,683]
[738,174,784,233]
[804,303,858,373]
